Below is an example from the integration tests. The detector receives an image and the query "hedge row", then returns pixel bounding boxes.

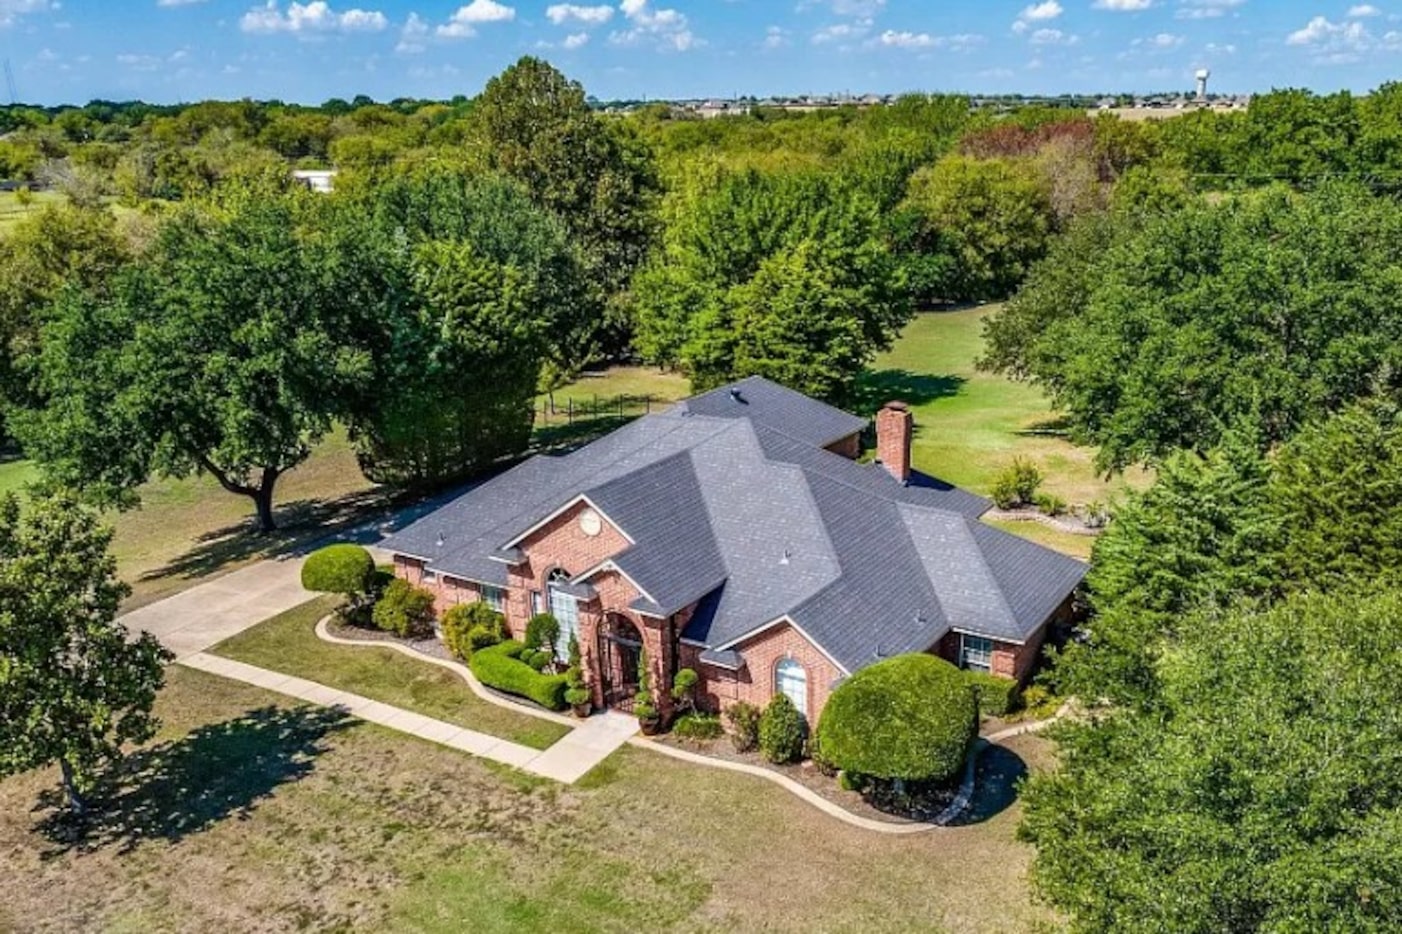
[469,640,568,711]
[964,670,1022,717]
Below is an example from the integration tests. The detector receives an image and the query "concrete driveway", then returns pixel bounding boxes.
[119,557,312,659]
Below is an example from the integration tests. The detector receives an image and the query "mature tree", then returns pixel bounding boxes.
[13,180,374,531]
[901,154,1054,302]
[633,166,910,403]
[0,491,170,815]
[1058,403,1402,709]
[470,57,659,359]
[983,183,1402,470]
[1021,588,1402,933]
[350,240,543,490]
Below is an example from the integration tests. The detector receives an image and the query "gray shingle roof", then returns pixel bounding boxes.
[378,377,1086,675]
[677,375,869,449]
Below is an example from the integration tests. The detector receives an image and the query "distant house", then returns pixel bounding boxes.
[291,169,337,194]
[380,377,1085,724]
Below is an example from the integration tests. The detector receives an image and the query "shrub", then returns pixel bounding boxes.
[1034,492,1067,517]
[469,640,568,710]
[527,650,553,672]
[672,712,723,741]
[441,601,508,659]
[301,544,375,598]
[816,653,977,784]
[838,770,867,793]
[672,667,699,714]
[725,701,761,752]
[758,694,806,764]
[990,457,1044,509]
[964,670,1023,717]
[563,634,589,708]
[524,613,560,656]
[371,579,436,639]
[1082,500,1110,529]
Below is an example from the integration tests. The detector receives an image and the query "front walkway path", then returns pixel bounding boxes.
[120,557,313,659]
[179,651,638,783]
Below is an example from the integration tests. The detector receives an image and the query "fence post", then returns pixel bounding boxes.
[645,394,651,414]
[568,397,573,423]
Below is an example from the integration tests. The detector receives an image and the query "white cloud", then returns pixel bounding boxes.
[396,11,427,52]
[1284,13,1402,62]
[1021,2,1062,21]
[1348,4,1381,16]
[1176,0,1244,20]
[812,20,868,44]
[763,25,790,49]
[611,0,697,51]
[1145,31,1183,47]
[116,53,163,71]
[436,0,514,38]
[874,29,983,51]
[1093,0,1154,10]
[1030,27,1076,44]
[562,31,588,48]
[546,3,612,26]
[0,0,52,28]
[241,2,388,34]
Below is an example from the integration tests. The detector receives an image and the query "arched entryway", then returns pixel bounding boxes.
[597,613,643,711]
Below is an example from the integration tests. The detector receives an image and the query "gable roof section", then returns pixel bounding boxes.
[379,376,1086,675]
[677,375,869,449]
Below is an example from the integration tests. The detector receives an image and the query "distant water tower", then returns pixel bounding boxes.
[1195,68,1211,102]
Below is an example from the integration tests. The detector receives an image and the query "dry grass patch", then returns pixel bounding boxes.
[1,666,1054,933]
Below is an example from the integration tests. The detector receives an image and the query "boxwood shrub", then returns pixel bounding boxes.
[758,694,806,764]
[815,653,976,784]
[672,712,723,741]
[371,579,436,639]
[469,640,568,710]
[301,544,375,598]
[964,670,1022,717]
[441,601,509,660]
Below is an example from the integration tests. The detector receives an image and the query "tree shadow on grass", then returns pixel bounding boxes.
[33,704,354,857]
[946,743,1029,827]
[851,370,966,415]
[134,488,393,587]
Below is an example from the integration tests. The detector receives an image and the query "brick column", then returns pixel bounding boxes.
[578,601,604,708]
[641,619,675,720]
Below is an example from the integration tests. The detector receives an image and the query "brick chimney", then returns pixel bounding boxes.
[876,401,913,484]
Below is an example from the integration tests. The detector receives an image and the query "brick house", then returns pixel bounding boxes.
[380,377,1086,725]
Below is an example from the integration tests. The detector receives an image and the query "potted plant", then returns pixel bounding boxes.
[564,634,591,717]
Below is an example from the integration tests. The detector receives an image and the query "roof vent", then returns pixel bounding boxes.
[780,548,791,566]
[728,387,746,404]
[435,533,445,547]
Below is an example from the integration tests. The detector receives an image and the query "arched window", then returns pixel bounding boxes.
[775,657,808,718]
[546,568,578,659]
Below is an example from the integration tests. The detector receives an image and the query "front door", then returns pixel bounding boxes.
[597,614,643,711]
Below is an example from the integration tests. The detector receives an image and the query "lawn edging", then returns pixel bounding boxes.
[314,615,577,728]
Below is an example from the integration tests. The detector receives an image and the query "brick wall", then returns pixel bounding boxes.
[875,403,913,483]
[692,620,843,727]
[390,555,483,616]
[823,431,863,460]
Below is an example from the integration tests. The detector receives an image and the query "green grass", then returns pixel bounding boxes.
[0,666,1054,932]
[866,306,1151,506]
[985,518,1096,561]
[210,596,569,750]
[0,189,63,236]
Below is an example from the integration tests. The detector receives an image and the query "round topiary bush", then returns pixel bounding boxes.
[301,544,375,598]
[815,653,977,785]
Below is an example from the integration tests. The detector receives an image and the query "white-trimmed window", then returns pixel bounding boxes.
[960,634,993,674]
[422,568,438,585]
[546,568,578,660]
[481,585,506,613]
[775,658,808,718]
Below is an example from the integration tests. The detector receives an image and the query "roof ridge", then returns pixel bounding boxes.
[899,503,1020,631]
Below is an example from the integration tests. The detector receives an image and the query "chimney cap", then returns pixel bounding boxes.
[882,400,910,413]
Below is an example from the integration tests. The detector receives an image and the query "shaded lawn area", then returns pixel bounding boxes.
[210,596,568,751]
[0,666,1055,933]
[865,306,1151,507]
[985,518,1096,561]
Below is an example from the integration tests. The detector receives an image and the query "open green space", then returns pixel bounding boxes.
[0,189,63,236]
[866,306,1151,506]
[0,665,1053,932]
[211,596,568,750]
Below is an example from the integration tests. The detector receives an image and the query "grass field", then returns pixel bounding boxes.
[212,597,569,750]
[867,306,1150,506]
[0,665,1055,933]
[0,189,63,236]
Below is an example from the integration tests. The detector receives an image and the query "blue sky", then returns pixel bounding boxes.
[3,1,1401,105]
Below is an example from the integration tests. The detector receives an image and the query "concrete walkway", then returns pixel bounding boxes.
[179,650,638,783]
[120,557,313,659]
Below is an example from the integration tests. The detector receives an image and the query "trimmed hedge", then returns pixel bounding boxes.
[469,640,568,711]
[301,544,375,596]
[672,713,723,741]
[965,671,1023,717]
[815,653,976,784]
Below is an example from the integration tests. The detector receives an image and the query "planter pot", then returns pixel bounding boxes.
[571,703,591,719]
[638,717,662,736]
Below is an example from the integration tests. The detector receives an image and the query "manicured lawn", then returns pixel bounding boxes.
[866,306,1151,506]
[210,596,568,750]
[985,518,1096,561]
[0,665,1054,932]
